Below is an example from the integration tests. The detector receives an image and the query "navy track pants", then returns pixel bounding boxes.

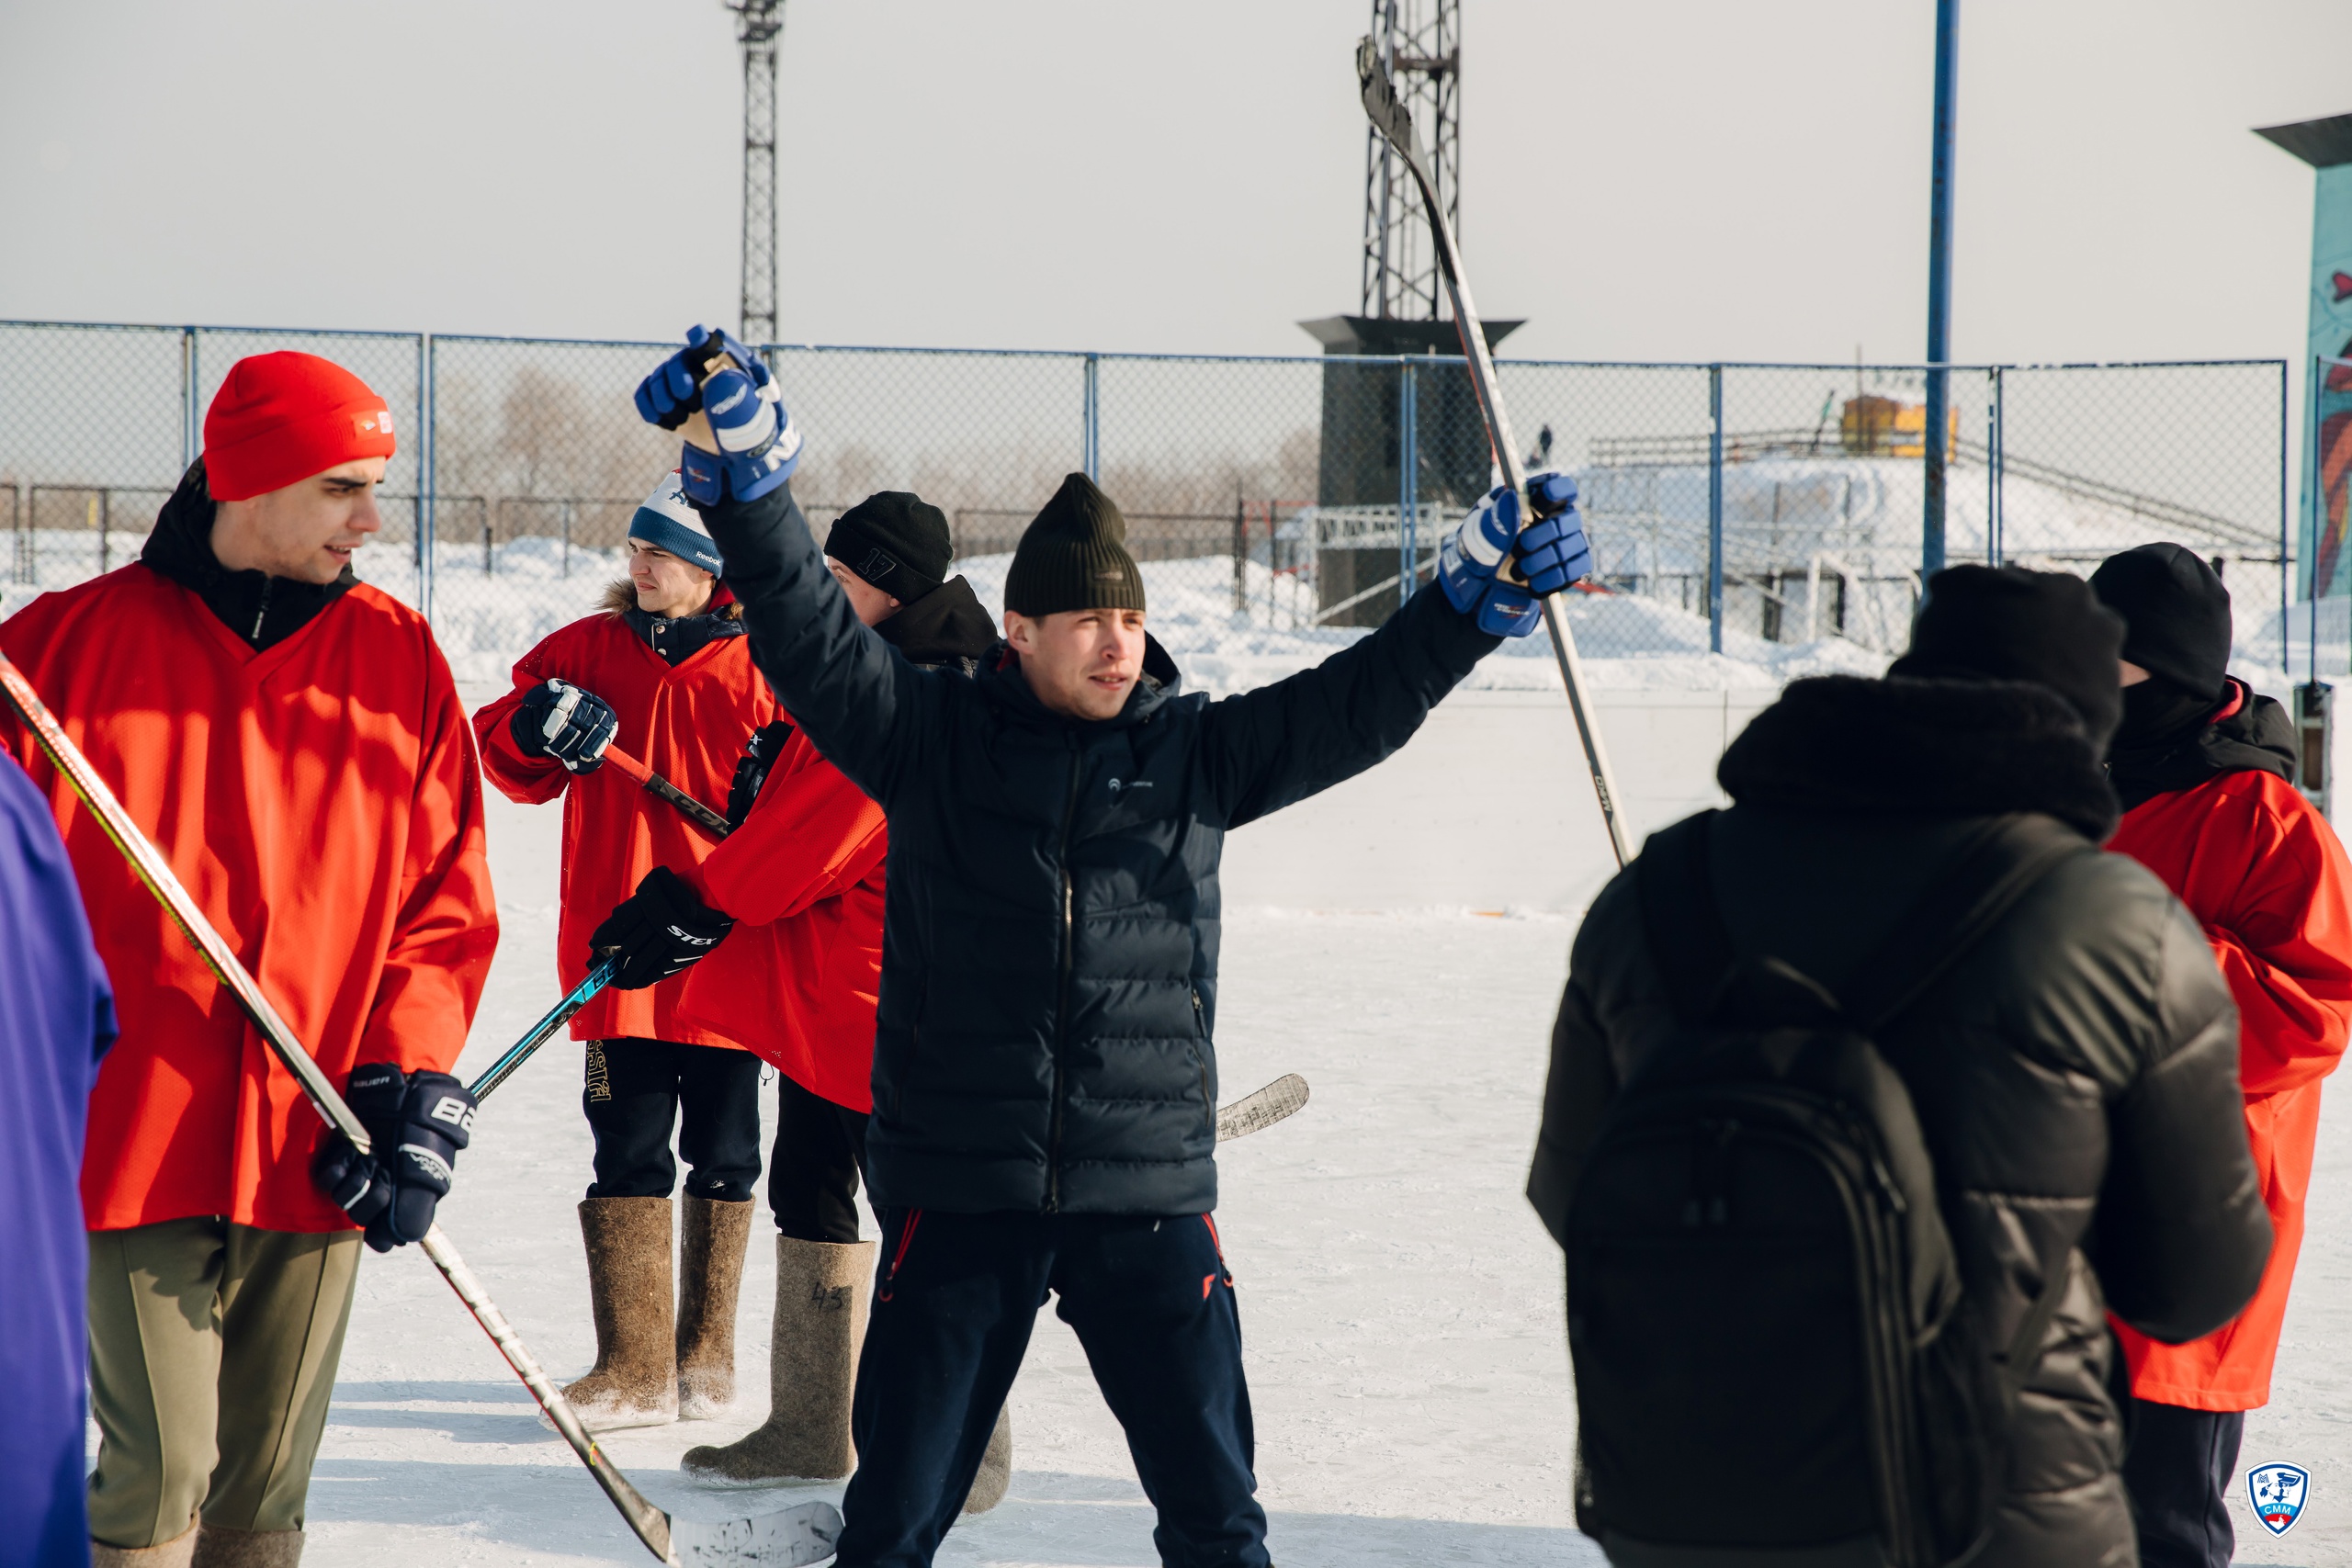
[836,1208,1270,1568]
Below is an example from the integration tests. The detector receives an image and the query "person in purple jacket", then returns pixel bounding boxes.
[0,745,117,1568]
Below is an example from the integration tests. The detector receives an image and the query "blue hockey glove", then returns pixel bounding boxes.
[512,679,617,773]
[632,325,762,430]
[1436,472,1591,637]
[635,326,803,505]
[365,1072,478,1251]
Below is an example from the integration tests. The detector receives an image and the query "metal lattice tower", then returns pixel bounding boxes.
[1360,0,1460,321]
[729,0,785,343]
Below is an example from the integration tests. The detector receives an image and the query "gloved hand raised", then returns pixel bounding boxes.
[634,326,802,505]
[512,679,617,773]
[1436,471,1593,637]
[589,865,736,990]
[312,1066,477,1250]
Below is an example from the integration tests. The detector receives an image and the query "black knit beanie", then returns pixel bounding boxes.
[825,491,952,604]
[1887,564,2127,743]
[2087,543,2233,703]
[1003,473,1147,616]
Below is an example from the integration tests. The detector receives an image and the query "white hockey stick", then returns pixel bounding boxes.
[1356,38,1634,869]
[0,654,839,1568]
[1216,1074,1309,1142]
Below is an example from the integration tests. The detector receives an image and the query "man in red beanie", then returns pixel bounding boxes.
[0,351,498,1568]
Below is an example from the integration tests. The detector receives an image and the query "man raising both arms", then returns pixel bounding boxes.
[625,327,1589,1567]
[0,353,498,1567]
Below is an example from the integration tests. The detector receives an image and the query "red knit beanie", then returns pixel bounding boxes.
[202,352,397,502]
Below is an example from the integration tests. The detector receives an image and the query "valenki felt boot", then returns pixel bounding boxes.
[92,1528,197,1568]
[676,1194,754,1420]
[681,1235,875,1481]
[190,1526,305,1567]
[561,1196,678,1431]
[962,1404,1014,1514]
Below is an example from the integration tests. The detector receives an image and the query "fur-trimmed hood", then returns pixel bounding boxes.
[599,578,742,621]
[1718,673,2120,841]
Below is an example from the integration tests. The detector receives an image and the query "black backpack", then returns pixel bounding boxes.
[1565,810,2086,1568]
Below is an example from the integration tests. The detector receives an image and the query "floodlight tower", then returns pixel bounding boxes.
[728,0,785,344]
[1360,0,1460,322]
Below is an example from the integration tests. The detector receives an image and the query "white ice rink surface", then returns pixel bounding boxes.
[270,691,2348,1566]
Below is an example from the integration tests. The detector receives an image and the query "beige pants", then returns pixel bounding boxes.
[85,1218,362,1550]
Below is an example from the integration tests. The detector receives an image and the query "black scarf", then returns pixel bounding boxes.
[140,460,355,651]
[2105,675,2296,812]
[1718,674,2120,841]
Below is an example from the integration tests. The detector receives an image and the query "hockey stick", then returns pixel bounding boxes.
[604,741,733,840]
[1216,1073,1309,1142]
[0,655,839,1568]
[467,955,621,1101]
[1356,39,1634,869]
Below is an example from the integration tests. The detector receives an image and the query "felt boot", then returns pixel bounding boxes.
[191,1526,305,1567]
[92,1528,197,1568]
[961,1404,1014,1514]
[681,1235,875,1482]
[561,1196,678,1430]
[676,1194,754,1419]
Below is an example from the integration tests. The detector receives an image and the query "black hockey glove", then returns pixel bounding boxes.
[512,679,617,773]
[314,1061,407,1229]
[725,719,797,828]
[589,865,735,990]
[364,1071,479,1252]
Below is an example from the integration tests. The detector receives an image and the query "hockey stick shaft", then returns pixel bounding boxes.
[467,955,621,1102]
[0,655,678,1564]
[603,742,732,840]
[1356,39,1634,870]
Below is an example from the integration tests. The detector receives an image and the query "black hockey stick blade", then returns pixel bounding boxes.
[671,1499,843,1567]
[1216,1074,1309,1143]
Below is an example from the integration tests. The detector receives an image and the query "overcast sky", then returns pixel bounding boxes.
[3,1,2348,368]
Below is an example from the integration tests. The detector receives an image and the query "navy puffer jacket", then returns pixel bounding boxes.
[699,481,1500,1214]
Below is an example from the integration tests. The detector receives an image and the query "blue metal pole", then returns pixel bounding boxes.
[2281,357,2291,676]
[1708,364,1724,654]
[417,333,435,624]
[1922,0,1960,578]
[1398,359,1417,604]
[180,328,198,469]
[1082,354,1101,480]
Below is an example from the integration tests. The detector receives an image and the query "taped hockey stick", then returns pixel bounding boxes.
[0,655,838,1568]
[467,955,621,1101]
[1356,39,1634,869]
[1216,1074,1309,1142]
[604,741,733,840]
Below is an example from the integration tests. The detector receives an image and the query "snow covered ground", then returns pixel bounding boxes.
[226,683,2352,1568]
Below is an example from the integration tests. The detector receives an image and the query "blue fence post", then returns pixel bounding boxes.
[419,333,435,626]
[1921,0,1960,578]
[1708,363,1724,655]
[1398,357,1418,603]
[1988,366,2004,566]
[1082,353,1100,480]
[180,327,198,469]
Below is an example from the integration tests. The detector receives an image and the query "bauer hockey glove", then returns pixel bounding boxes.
[1436,472,1592,637]
[589,864,736,990]
[364,1072,479,1252]
[512,679,617,773]
[314,1060,409,1230]
[635,326,802,505]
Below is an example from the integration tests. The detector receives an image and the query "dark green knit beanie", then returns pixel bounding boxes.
[1002,473,1147,616]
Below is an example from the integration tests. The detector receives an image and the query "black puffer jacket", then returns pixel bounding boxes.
[1530,674,2271,1568]
[702,481,1500,1213]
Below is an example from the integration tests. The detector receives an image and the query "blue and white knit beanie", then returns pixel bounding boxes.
[628,470,724,576]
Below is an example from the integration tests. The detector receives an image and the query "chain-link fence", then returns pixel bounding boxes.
[0,319,2290,691]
